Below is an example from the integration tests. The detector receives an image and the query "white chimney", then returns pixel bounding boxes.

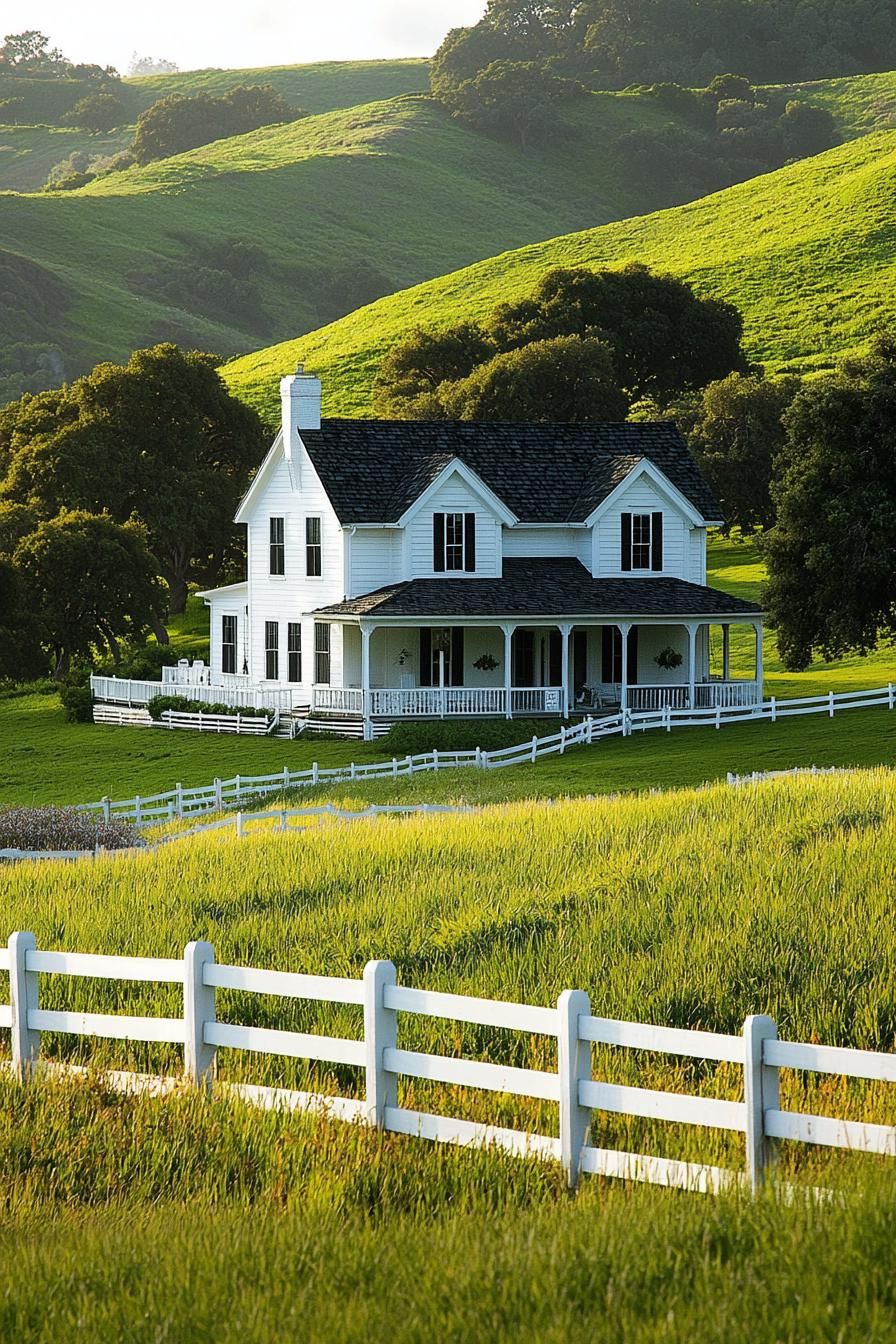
[280,363,321,447]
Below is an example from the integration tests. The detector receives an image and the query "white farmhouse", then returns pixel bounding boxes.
[192,367,763,738]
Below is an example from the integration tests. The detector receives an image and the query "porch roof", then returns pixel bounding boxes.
[314,559,762,621]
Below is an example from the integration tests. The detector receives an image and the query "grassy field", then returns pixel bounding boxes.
[2,535,896,810]
[224,127,896,420]
[2,772,896,1338]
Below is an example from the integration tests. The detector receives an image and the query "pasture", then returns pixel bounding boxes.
[1,771,896,1338]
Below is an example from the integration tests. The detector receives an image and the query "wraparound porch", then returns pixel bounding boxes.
[318,616,763,736]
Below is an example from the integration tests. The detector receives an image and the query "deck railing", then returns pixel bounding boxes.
[313,686,570,717]
[2,932,893,1196]
[91,675,297,714]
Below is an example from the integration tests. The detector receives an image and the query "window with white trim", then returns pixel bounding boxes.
[621,511,663,572]
[265,621,279,680]
[305,516,322,577]
[221,615,237,675]
[433,512,476,572]
[287,622,302,683]
[314,622,331,684]
[269,517,285,575]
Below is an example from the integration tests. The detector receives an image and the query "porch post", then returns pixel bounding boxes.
[617,622,632,712]
[558,623,572,718]
[685,622,698,710]
[754,621,764,704]
[722,623,731,682]
[501,622,514,720]
[361,623,372,741]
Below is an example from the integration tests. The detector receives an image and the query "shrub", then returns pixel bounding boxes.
[381,717,574,754]
[0,806,141,853]
[66,92,126,131]
[0,677,56,700]
[59,680,94,723]
[146,695,272,721]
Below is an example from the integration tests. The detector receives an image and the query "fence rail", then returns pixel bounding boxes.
[74,683,896,826]
[2,931,894,1194]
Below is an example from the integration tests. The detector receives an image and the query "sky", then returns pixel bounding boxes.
[3,2,488,74]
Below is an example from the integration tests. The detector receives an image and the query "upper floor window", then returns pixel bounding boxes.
[221,614,237,675]
[433,512,476,573]
[265,621,279,680]
[269,517,285,575]
[621,511,663,572]
[305,516,322,576]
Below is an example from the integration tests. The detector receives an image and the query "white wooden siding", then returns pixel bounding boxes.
[206,595,248,681]
[503,526,591,564]
[245,444,344,692]
[689,528,707,584]
[594,478,692,580]
[347,529,403,598]
[405,473,501,578]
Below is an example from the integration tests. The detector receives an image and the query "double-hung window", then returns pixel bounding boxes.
[265,621,279,680]
[269,517,285,575]
[221,615,237,675]
[314,622,331,684]
[433,512,476,572]
[306,517,322,576]
[621,512,663,572]
[287,622,302,683]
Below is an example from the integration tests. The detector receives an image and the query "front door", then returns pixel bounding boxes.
[419,627,465,686]
[512,629,561,685]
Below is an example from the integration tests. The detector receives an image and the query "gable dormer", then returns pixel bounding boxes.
[586,458,707,582]
[398,458,516,579]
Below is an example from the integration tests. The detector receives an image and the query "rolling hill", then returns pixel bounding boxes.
[222,128,896,421]
[2,63,895,407]
[0,86,743,396]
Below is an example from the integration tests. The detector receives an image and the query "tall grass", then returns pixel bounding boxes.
[2,773,895,1175]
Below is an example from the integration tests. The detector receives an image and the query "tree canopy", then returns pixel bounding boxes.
[440,335,628,421]
[131,86,304,165]
[762,335,896,668]
[14,512,161,676]
[374,265,747,420]
[1,344,267,623]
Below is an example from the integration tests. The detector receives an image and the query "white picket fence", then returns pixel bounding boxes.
[2,931,893,1195]
[74,683,896,827]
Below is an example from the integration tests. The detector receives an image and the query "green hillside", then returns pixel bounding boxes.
[0,89,725,396]
[223,128,896,420]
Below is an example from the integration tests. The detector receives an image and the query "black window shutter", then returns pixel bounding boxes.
[621,513,632,571]
[419,628,432,686]
[651,512,663,571]
[627,627,639,684]
[601,627,614,682]
[573,631,588,691]
[451,628,465,686]
[549,630,562,686]
[433,514,445,572]
[464,513,476,572]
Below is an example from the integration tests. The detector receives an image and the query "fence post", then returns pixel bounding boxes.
[283,766,290,792]
[393,757,398,778]
[214,778,223,810]
[312,761,319,786]
[770,698,776,723]
[175,782,184,819]
[9,931,39,1082]
[558,989,591,1190]
[559,726,566,755]
[433,749,439,771]
[236,811,244,839]
[531,735,538,763]
[744,1014,779,1194]
[102,796,111,823]
[184,940,216,1093]
[363,960,397,1128]
[829,690,835,718]
[889,683,894,711]
[135,795,142,826]
[586,716,593,745]
[715,706,721,730]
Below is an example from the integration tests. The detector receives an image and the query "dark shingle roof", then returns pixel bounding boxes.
[315,559,761,619]
[299,421,723,524]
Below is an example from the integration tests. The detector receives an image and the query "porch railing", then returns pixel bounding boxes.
[90,675,297,714]
[312,687,565,717]
[627,685,690,711]
[696,680,761,708]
